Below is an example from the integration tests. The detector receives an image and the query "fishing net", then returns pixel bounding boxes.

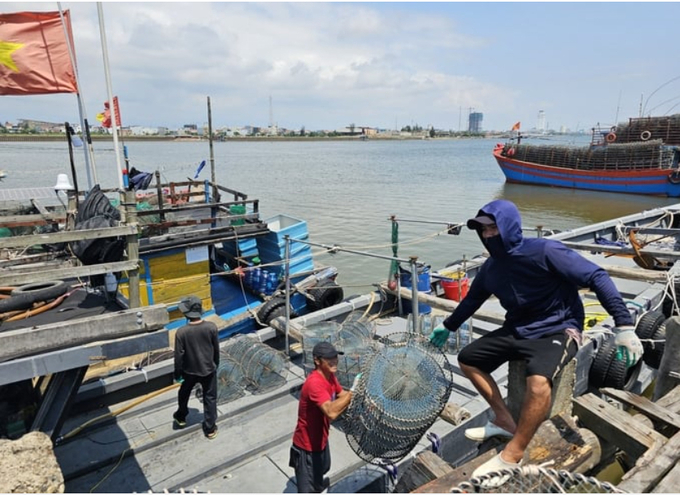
[222,335,289,394]
[343,332,453,464]
[451,465,625,493]
[301,322,340,376]
[215,354,246,403]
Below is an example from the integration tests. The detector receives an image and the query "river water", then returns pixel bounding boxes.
[2,137,678,295]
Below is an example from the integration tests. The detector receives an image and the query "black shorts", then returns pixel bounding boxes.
[457,326,578,381]
[289,443,330,493]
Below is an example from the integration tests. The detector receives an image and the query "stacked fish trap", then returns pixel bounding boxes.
[300,312,375,389]
[343,331,454,464]
[214,352,246,403]
[219,335,290,396]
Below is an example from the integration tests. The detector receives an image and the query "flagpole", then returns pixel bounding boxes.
[97,3,124,190]
[57,4,97,190]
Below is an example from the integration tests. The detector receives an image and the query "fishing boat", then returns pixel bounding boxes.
[4,200,680,493]
[493,115,680,197]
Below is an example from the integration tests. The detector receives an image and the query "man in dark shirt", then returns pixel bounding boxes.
[429,199,642,480]
[173,295,220,439]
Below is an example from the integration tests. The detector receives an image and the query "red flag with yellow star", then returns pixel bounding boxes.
[0,11,78,95]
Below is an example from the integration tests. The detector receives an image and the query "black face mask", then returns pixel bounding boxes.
[481,234,506,258]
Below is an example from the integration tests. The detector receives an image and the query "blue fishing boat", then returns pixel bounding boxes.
[493,115,680,197]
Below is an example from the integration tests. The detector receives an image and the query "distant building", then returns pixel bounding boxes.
[468,112,483,133]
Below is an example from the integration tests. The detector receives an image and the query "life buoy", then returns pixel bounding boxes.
[641,130,652,141]
[668,170,680,184]
[605,132,617,143]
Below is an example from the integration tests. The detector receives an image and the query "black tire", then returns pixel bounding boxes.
[307,279,344,311]
[589,336,626,389]
[11,280,68,302]
[643,318,667,369]
[256,296,294,327]
[635,310,666,357]
[0,292,37,313]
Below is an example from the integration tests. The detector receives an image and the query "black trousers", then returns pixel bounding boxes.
[174,371,217,434]
[289,444,331,493]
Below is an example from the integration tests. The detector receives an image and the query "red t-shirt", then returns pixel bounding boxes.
[292,370,343,452]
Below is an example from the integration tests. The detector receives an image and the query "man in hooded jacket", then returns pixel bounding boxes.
[430,199,642,478]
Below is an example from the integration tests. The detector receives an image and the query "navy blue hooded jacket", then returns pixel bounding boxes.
[443,200,632,338]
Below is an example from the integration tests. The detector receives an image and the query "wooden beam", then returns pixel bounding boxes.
[572,393,667,459]
[415,414,599,493]
[618,431,680,493]
[0,225,137,249]
[0,259,139,286]
[601,387,680,433]
[0,212,66,227]
[0,304,169,362]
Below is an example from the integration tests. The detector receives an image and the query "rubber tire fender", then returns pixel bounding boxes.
[307,279,344,311]
[257,296,294,327]
[589,335,626,389]
[635,310,666,359]
[642,318,667,370]
[11,280,68,302]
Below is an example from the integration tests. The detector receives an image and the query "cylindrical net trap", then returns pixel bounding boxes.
[335,319,374,389]
[215,353,246,403]
[300,322,340,376]
[223,335,289,394]
[343,332,454,464]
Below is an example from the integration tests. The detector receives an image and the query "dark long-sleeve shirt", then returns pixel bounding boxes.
[444,200,633,338]
[174,320,220,378]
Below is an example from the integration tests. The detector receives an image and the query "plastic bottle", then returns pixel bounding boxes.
[458,319,472,349]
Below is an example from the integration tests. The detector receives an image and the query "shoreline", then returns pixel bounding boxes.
[0,134,497,143]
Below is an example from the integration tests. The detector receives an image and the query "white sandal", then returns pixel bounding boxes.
[464,421,513,442]
[471,452,523,487]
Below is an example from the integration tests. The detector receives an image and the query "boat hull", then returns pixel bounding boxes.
[493,146,680,197]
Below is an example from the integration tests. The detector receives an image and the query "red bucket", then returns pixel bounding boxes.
[442,277,469,301]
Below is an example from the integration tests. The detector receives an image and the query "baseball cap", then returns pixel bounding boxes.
[312,341,344,359]
[179,295,203,318]
[467,214,496,230]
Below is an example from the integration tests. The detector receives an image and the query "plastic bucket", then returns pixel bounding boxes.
[399,265,431,315]
[442,277,469,302]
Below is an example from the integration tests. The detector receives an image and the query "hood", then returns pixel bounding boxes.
[472,199,523,256]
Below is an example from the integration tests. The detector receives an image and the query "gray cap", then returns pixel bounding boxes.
[467,214,495,230]
[179,295,203,319]
[312,341,344,359]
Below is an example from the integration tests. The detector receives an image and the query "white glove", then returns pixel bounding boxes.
[350,373,363,392]
[614,326,643,368]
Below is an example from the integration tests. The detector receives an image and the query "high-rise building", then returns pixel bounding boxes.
[537,110,546,134]
[468,112,483,132]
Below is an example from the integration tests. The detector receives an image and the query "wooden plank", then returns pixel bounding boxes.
[652,461,680,493]
[618,431,680,493]
[0,259,139,286]
[30,198,49,215]
[0,225,137,249]
[0,212,66,227]
[572,393,667,459]
[393,451,454,493]
[601,387,680,433]
[0,304,169,362]
[415,414,599,493]
[656,384,680,413]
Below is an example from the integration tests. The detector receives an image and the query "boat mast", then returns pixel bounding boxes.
[207,96,217,201]
[57,3,97,190]
[97,2,124,190]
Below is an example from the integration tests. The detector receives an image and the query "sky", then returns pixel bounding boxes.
[2,2,680,132]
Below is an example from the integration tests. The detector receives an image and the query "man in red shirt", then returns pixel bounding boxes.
[290,341,359,493]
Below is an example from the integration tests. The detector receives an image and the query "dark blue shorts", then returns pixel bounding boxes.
[458,326,578,381]
[289,443,330,493]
